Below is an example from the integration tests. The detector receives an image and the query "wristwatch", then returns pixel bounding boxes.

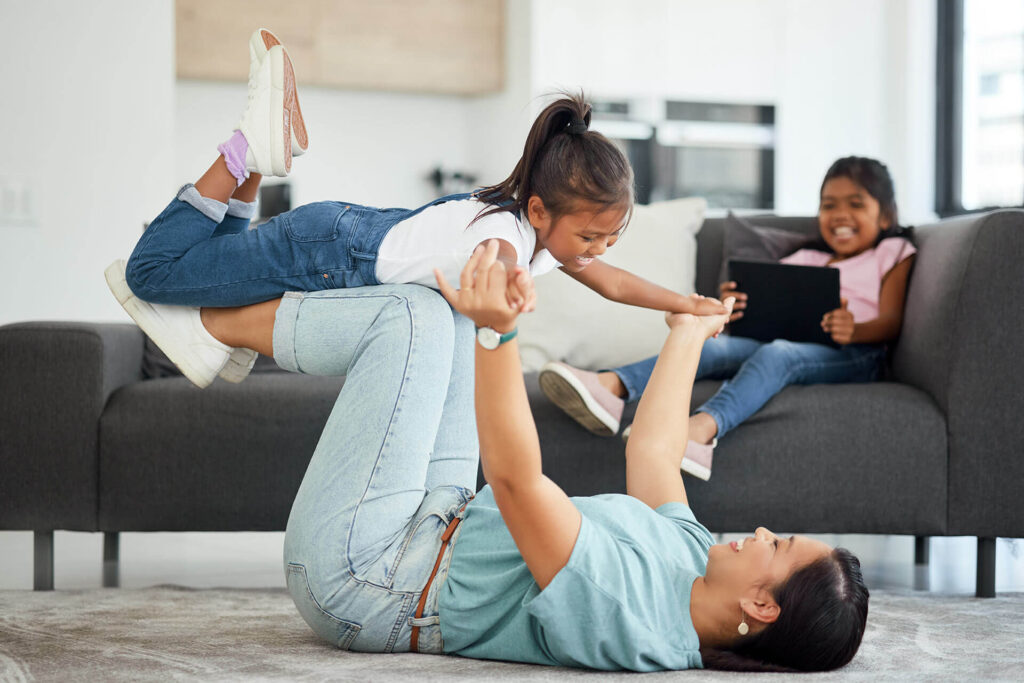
[476,326,518,350]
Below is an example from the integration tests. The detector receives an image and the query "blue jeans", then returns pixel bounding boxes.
[125,186,474,307]
[276,285,478,653]
[613,335,886,438]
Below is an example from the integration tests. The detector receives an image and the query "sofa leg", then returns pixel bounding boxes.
[976,536,996,598]
[33,531,54,591]
[914,536,930,565]
[917,532,933,565]
[102,532,120,588]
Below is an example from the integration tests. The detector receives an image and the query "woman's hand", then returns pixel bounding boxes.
[435,239,525,333]
[506,266,537,314]
[719,281,748,322]
[666,297,735,340]
[821,298,855,345]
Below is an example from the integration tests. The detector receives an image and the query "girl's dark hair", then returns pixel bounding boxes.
[817,156,915,248]
[701,548,870,673]
[477,92,634,226]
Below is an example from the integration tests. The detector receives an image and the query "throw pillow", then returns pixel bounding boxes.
[517,197,706,372]
[718,211,817,286]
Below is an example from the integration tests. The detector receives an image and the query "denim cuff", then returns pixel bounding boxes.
[613,370,642,403]
[176,183,228,223]
[272,292,304,373]
[226,198,258,220]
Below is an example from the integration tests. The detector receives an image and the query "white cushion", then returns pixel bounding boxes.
[517,197,706,372]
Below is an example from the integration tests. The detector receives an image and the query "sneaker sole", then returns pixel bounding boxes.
[255,29,308,155]
[680,458,712,481]
[280,49,297,175]
[219,347,257,383]
[104,260,220,389]
[538,365,619,436]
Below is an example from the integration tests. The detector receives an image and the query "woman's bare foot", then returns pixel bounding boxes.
[200,299,281,357]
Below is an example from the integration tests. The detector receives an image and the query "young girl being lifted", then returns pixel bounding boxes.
[106,29,724,387]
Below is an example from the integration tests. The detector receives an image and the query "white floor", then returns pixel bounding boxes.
[1,531,1022,594]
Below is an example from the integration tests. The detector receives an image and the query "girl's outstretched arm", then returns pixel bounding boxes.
[625,302,733,510]
[564,259,727,316]
[436,241,580,590]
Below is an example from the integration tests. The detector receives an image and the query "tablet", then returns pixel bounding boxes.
[726,259,840,347]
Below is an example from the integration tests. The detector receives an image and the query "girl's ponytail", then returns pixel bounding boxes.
[478,92,633,225]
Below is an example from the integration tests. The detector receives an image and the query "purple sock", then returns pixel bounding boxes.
[217,130,250,186]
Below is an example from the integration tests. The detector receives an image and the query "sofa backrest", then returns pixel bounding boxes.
[694,215,821,297]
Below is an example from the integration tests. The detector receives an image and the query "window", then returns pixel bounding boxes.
[936,0,1024,215]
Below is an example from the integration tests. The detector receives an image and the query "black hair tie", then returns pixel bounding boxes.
[567,118,588,135]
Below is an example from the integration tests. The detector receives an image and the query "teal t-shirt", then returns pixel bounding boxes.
[438,486,713,671]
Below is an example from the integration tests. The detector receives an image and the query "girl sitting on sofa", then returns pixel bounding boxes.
[540,156,916,481]
[104,29,723,389]
[195,239,868,672]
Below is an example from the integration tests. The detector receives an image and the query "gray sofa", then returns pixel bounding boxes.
[2,210,1022,596]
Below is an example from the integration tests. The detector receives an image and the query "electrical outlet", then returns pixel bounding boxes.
[0,174,38,228]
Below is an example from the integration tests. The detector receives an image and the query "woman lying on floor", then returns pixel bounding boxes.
[199,239,868,672]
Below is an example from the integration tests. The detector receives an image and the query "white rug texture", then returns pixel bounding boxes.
[0,586,1021,682]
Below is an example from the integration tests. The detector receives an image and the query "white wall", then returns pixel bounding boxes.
[175,84,475,210]
[0,0,937,327]
[529,0,937,223]
[0,0,175,325]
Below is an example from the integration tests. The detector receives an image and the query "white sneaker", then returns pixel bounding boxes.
[238,44,294,177]
[248,28,307,157]
[219,347,258,383]
[104,260,231,389]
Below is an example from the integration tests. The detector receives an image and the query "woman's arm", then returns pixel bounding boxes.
[822,256,915,345]
[625,303,733,510]
[565,259,727,315]
[436,241,580,590]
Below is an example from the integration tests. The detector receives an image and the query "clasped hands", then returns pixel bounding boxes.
[435,239,535,333]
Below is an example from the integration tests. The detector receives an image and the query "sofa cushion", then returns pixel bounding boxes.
[717,211,818,285]
[99,373,343,531]
[517,197,706,372]
[695,216,821,298]
[527,375,947,536]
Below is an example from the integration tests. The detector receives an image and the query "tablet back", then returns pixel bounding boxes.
[727,259,840,347]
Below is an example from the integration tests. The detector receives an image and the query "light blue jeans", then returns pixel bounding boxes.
[276,285,477,653]
[613,335,886,438]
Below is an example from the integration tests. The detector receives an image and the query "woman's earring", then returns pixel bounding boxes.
[738,613,749,636]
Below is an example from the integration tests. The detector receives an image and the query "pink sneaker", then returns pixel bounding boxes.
[539,361,624,436]
[681,439,716,481]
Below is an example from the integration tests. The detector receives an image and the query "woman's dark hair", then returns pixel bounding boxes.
[701,548,870,673]
[476,92,634,226]
[818,156,915,248]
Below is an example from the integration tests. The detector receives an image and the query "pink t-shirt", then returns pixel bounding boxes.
[780,237,916,323]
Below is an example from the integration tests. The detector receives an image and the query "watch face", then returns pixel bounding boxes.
[477,327,500,350]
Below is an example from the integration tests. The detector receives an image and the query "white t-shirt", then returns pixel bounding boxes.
[375,197,561,288]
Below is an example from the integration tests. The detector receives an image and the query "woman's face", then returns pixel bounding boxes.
[705,527,832,596]
[818,176,891,260]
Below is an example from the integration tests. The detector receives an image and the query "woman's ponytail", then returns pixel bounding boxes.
[477,92,633,225]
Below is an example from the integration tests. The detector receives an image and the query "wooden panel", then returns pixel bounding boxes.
[175,0,504,95]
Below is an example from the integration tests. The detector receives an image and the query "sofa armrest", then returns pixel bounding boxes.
[0,322,143,530]
[893,210,1024,536]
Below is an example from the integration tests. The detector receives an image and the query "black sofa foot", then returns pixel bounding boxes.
[103,532,120,588]
[33,530,54,591]
[914,535,930,565]
[976,536,996,598]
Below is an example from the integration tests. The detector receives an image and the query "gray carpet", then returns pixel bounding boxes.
[0,586,1021,681]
